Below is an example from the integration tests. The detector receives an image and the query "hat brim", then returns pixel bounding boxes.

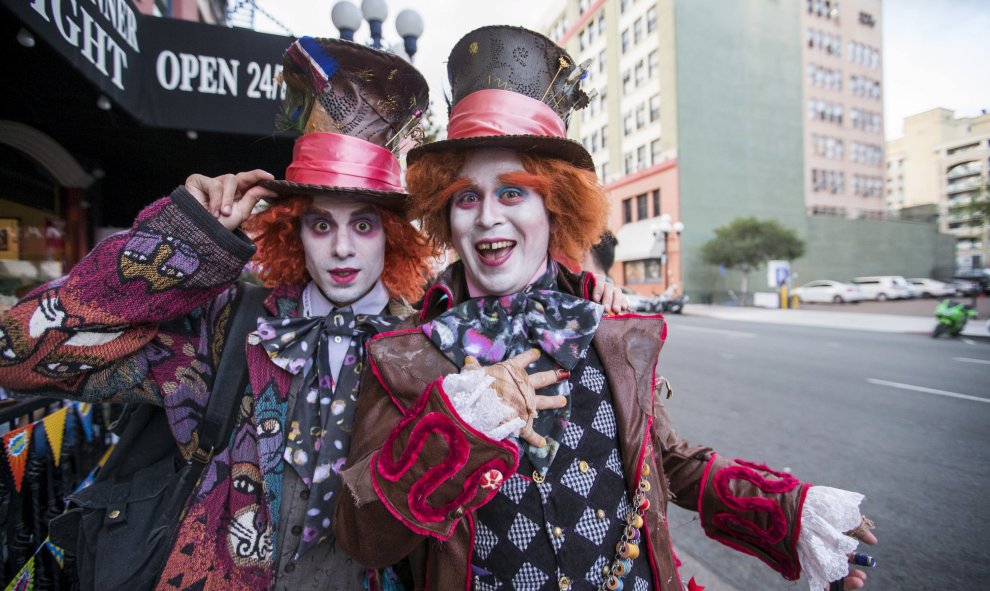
[407,135,595,171]
[259,179,407,214]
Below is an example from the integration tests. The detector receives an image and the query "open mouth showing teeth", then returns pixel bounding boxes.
[476,240,516,260]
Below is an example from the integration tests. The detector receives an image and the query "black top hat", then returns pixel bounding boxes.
[407,26,594,171]
[261,37,430,212]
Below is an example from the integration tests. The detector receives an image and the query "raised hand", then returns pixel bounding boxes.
[463,349,568,448]
[184,169,278,231]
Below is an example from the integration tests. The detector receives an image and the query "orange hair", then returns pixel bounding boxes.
[242,195,434,302]
[406,151,608,267]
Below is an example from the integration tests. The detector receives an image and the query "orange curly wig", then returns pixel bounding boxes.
[405,151,608,269]
[242,195,435,302]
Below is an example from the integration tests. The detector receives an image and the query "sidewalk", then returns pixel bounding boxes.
[683,304,989,338]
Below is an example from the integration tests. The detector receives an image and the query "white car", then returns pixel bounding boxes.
[851,275,915,301]
[793,280,865,304]
[907,278,955,298]
[620,287,654,312]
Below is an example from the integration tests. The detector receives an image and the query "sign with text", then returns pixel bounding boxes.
[5,0,291,135]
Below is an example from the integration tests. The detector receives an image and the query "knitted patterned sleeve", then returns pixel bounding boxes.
[0,186,256,401]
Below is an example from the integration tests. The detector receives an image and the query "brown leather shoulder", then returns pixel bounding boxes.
[367,329,456,411]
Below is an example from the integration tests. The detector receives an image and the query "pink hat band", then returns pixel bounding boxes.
[446,89,567,140]
[285,132,403,193]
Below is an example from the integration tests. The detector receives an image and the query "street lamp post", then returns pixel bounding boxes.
[330,0,423,61]
[650,214,684,293]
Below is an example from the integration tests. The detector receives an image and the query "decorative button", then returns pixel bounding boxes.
[552,526,563,537]
[108,509,121,520]
[334,336,343,343]
[284,562,296,574]
[558,575,571,590]
[448,506,465,519]
[532,471,546,484]
[578,460,590,473]
[291,525,302,536]
[642,463,651,477]
[481,469,504,490]
[596,509,606,520]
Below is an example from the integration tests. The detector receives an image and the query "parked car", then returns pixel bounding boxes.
[793,280,865,304]
[851,275,915,301]
[907,278,956,298]
[620,287,653,312]
[953,270,990,295]
[948,278,981,297]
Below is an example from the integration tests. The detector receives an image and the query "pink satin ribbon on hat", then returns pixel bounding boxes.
[285,132,403,192]
[446,89,567,140]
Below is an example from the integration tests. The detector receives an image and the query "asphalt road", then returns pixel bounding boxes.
[655,314,990,590]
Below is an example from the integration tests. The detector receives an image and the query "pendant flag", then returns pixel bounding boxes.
[3,424,34,493]
[74,402,94,442]
[3,555,35,591]
[44,538,65,569]
[42,407,69,467]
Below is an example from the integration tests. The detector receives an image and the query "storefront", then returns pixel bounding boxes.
[0,1,295,303]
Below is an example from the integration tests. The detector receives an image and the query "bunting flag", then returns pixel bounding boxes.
[74,402,94,442]
[43,538,65,569]
[3,555,35,591]
[3,424,34,493]
[41,407,69,467]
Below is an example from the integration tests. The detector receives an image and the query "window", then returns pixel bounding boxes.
[622,69,632,93]
[636,193,648,219]
[601,162,609,182]
[620,0,628,14]
[634,60,645,86]
[650,140,660,165]
[647,6,657,32]
[600,87,607,113]
[599,49,607,73]
[624,153,634,175]
[652,189,660,215]
[623,111,633,135]
[635,103,645,129]
[598,13,605,35]
[579,28,587,51]
[648,50,659,78]
[621,29,630,53]
[649,94,660,122]
[633,17,643,44]
[591,131,599,153]
[623,198,633,223]
[601,124,608,148]
[636,145,646,170]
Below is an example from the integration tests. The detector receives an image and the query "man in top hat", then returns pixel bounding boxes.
[0,36,434,590]
[334,26,877,591]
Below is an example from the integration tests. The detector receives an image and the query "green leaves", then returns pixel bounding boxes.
[700,217,805,273]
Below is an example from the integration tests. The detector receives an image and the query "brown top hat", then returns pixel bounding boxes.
[407,25,594,171]
[261,37,430,212]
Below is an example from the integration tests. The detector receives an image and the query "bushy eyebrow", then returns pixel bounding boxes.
[302,204,381,222]
[497,171,544,190]
[440,177,474,202]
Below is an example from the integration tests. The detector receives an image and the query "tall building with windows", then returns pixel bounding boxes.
[886,108,990,270]
[545,0,952,298]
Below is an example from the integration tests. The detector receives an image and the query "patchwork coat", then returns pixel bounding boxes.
[334,263,811,591]
[0,188,402,590]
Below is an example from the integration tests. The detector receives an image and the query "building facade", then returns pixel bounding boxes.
[544,0,953,299]
[886,108,990,270]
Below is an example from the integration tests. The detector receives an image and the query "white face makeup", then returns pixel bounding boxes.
[299,196,386,306]
[449,149,551,296]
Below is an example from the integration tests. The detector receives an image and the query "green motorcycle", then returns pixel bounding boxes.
[932,299,977,338]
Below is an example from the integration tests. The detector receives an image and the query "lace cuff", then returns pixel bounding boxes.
[797,486,865,590]
[442,370,525,441]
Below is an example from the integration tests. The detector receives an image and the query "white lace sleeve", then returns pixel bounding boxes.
[797,486,865,591]
[442,370,525,441]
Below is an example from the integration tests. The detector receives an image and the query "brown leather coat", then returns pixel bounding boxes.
[335,264,808,590]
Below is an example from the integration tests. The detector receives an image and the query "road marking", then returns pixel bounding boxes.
[962,339,977,346]
[677,325,756,338]
[954,357,990,365]
[867,379,989,404]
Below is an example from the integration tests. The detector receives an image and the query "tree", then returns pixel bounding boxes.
[700,217,805,300]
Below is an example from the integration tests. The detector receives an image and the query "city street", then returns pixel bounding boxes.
[656,313,990,590]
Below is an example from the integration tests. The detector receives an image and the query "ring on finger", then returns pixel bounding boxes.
[844,515,875,539]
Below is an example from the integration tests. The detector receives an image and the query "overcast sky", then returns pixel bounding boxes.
[254,0,990,141]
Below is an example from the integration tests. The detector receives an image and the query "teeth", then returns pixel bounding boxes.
[477,241,515,251]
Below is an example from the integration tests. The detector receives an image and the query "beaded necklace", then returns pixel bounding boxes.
[598,462,652,591]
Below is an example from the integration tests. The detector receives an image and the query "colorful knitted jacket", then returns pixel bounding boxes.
[0,187,307,590]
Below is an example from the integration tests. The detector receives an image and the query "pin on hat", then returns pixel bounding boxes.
[261,36,430,212]
[407,25,595,170]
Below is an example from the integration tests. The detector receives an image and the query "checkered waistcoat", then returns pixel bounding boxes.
[334,265,810,591]
[471,345,655,591]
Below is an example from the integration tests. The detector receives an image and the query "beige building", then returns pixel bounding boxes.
[545,0,682,294]
[887,108,990,269]
[801,0,886,219]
